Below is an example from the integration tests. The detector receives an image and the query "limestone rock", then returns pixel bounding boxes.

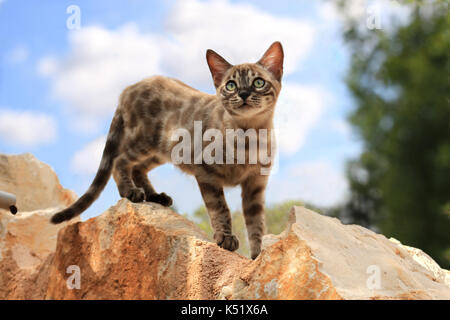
[226,206,450,300]
[46,199,251,299]
[0,153,76,212]
[45,201,450,300]
[1,153,449,300]
[0,153,78,299]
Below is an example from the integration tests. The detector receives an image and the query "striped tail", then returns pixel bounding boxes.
[50,113,124,224]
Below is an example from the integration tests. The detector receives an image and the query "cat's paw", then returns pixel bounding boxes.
[250,249,261,260]
[249,243,262,260]
[126,187,146,203]
[214,232,239,252]
[146,192,173,207]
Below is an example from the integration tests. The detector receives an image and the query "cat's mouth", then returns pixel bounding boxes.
[239,102,251,108]
[234,101,259,111]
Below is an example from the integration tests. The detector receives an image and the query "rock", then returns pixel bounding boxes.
[45,201,450,300]
[388,238,450,288]
[0,153,78,299]
[46,199,251,299]
[226,206,450,300]
[1,153,449,300]
[0,153,76,212]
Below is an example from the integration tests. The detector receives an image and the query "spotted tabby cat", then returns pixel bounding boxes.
[51,42,284,259]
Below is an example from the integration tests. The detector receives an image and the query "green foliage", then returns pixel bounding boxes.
[337,3,450,268]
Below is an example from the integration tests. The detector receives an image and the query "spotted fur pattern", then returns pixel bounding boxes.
[51,42,284,259]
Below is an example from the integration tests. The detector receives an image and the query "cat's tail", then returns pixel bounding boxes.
[50,112,124,224]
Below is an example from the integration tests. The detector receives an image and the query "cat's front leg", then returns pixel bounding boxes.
[241,174,268,259]
[196,178,239,252]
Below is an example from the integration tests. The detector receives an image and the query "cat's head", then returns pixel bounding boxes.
[206,42,284,119]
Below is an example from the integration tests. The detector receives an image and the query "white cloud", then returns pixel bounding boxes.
[0,109,57,147]
[36,56,58,76]
[319,0,365,23]
[267,161,349,208]
[163,0,315,85]
[274,83,330,155]
[38,0,316,133]
[6,45,29,64]
[71,135,106,175]
[38,24,162,128]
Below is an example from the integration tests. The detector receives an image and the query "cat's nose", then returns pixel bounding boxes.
[238,91,250,101]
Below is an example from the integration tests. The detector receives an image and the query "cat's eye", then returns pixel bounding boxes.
[225,81,237,91]
[253,78,265,88]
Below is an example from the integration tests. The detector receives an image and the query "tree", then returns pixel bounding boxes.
[337,1,450,268]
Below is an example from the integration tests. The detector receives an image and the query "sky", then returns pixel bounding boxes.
[0,0,412,220]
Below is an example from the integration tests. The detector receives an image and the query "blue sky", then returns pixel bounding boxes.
[0,0,399,220]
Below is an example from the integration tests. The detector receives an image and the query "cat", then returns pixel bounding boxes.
[51,41,284,259]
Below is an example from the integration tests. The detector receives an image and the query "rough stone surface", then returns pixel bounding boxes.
[46,200,251,299]
[0,153,76,212]
[226,206,450,300]
[44,202,450,300]
[0,153,78,299]
[1,153,449,300]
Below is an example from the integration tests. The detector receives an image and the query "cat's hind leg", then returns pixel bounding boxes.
[241,175,268,259]
[132,156,173,207]
[113,153,146,203]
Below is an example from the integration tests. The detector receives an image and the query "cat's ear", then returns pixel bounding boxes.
[257,42,284,82]
[206,49,232,87]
